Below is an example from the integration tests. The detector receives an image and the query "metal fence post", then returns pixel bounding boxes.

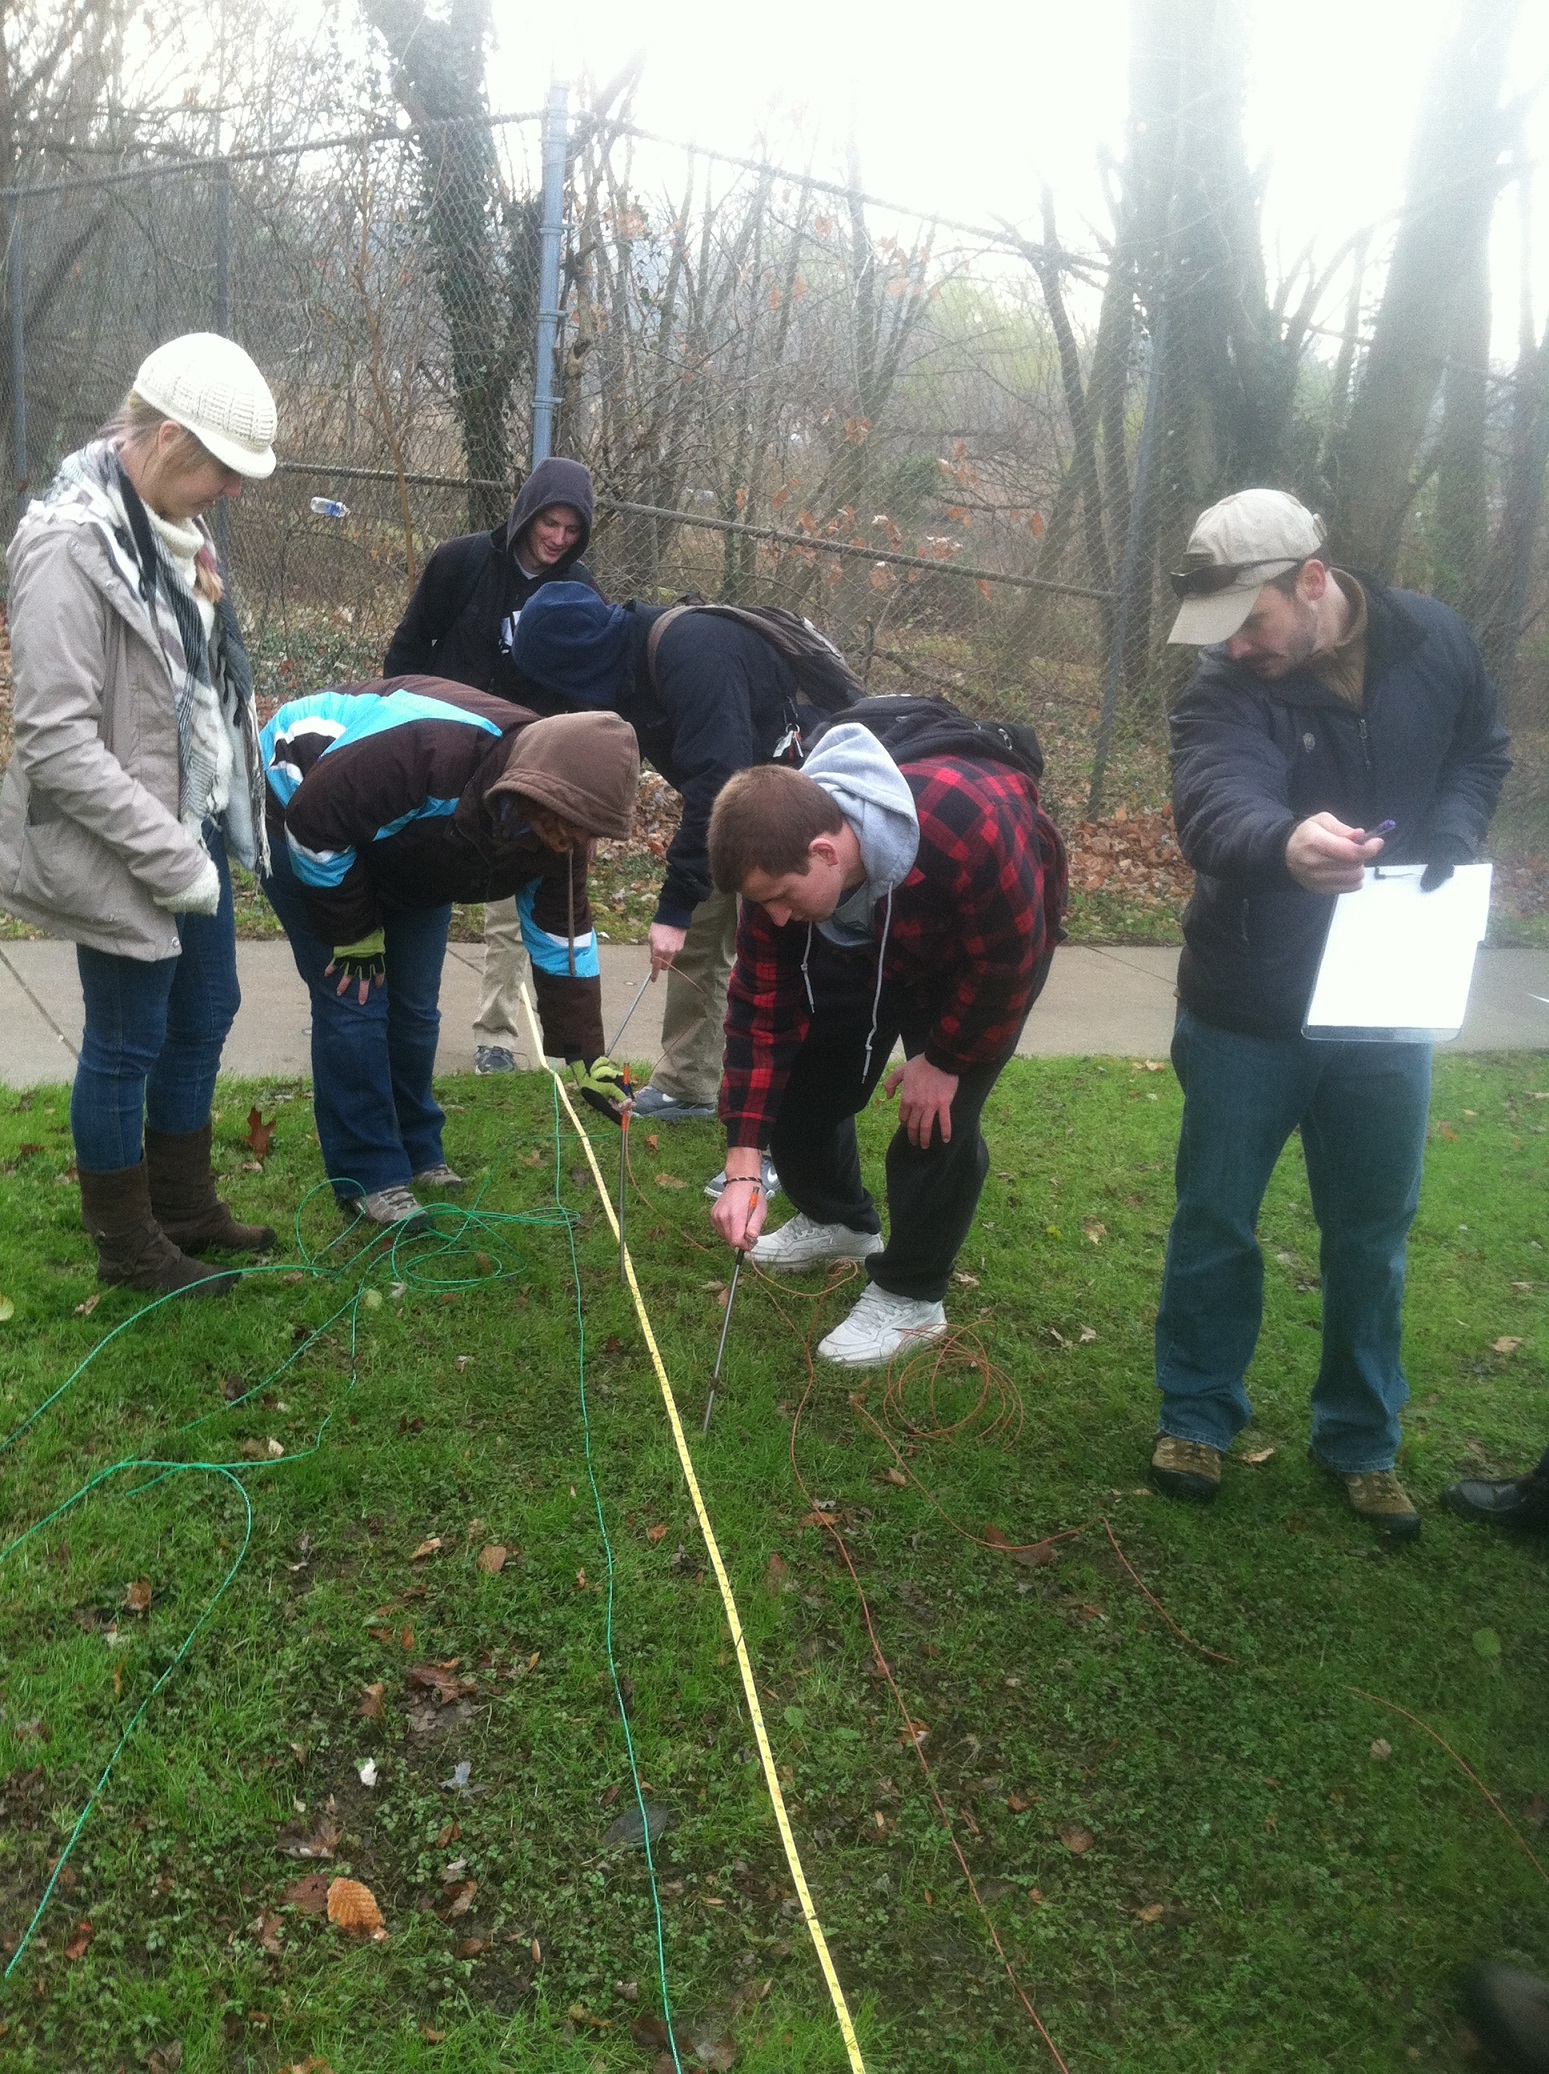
[531,78,569,467]
[213,159,232,561]
[7,191,26,522]
[1087,294,1167,820]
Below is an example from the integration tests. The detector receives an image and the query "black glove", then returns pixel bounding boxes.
[570,1056,631,1126]
[1419,836,1473,893]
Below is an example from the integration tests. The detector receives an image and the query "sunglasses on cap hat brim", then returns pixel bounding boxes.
[1168,553,1309,601]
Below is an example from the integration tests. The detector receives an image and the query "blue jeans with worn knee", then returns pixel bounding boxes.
[261,840,449,1198]
[72,824,240,1173]
[1154,1007,1433,1475]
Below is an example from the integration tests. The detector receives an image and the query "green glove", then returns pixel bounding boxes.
[328,929,386,988]
[570,1055,631,1127]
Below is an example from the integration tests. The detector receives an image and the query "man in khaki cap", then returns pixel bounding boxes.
[1149,487,1510,1538]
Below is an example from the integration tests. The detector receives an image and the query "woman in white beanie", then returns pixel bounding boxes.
[0,332,279,1295]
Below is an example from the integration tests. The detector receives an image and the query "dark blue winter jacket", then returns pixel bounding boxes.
[1170,577,1511,1037]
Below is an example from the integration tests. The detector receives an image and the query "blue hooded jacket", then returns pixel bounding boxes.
[511,582,636,709]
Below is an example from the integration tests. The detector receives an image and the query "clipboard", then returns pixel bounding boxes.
[1303,863,1492,1043]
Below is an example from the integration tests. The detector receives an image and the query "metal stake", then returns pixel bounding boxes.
[607,968,654,1061]
[702,1248,746,1434]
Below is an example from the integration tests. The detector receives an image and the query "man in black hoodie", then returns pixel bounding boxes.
[383,458,602,1075]
[1152,488,1509,1541]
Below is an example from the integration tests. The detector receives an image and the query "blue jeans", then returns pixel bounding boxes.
[72,824,240,1173]
[1154,1007,1433,1475]
[261,840,449,1197]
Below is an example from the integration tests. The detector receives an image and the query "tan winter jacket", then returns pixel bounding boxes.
[0,512,215,958]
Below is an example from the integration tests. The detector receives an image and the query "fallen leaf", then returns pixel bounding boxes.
[357,1682,385,1719]
[458,1937,488,1958]
[408,1663,474,1706]
[603,1801,675,1851]
[1006,1793,1033,1814]
[64,1920,94,1961]
[576,1567,587,1589]
[897,1720,929,1748]
[1135,1902,1164,1924]
[421,2030,447,2046]
[1078,1325,1098,1343]
[654,1172,686,1190]
[275,1816,340,1859]
[412,1536,444,1560]
[266,1437,284,1458]
[1369,1739,1392,1761]
[880,1466,908,1487]
[282,1873,330,1915]
[1238,1446,1276,1466]
[1083,1219,1106,1244]
[253,1909,285,1956]
[73,1294,101,1318]
[1492,1336,1524,1355]
[646,1522,669,1545]
[630,2013,673,2052]
[1059,1824,1095,1854]
[476,1543,508,1575]
[122,1579,152,1615]
[0,1295,15,1322]
[245,1106,276,1161]
[445,1879,478,1918]
[953,1270,980,1287]
[1015,1539,1060,1568]
[145,2046,184,2074]
[326,1875,386,1939]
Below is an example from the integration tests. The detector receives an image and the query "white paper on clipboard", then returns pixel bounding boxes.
[1303,863,1492,1042]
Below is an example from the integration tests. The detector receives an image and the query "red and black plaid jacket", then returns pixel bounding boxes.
[719,757,1066,1150]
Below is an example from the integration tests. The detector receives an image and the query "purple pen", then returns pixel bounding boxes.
[1363,819,1396,843]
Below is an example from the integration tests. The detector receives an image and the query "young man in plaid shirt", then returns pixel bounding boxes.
[706,720,1064,1365]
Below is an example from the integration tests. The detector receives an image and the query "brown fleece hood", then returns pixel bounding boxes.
[486,710,639,836]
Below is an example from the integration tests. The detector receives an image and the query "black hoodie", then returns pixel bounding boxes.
[382,457,601,700]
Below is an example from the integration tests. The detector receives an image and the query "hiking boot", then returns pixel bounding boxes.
[1311,1452,1421,1540]
[704,1154,781,1203]
[79,1162,237,1297]
[752,1211,884,1274]
[816,1285,947,1367]
[1461,1964,1549,2072]
[630,1083,716,1124]
[145,1123,276,1255]
[1443,1467,1549,1535]
[1149,1434,1222,1505]
[412,1163,465,1191]
[341,1185,431,1236]
[475,1046,516,1075]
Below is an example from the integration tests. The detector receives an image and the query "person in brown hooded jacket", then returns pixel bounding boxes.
[258,678,638,1229]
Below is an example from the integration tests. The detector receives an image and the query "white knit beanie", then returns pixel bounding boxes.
[133,332,277,479]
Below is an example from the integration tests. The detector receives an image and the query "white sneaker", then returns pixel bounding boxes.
[816,1284,947,1367]
[751,1211,884,1274]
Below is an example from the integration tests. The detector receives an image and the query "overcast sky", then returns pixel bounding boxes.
[484,0,1549,363]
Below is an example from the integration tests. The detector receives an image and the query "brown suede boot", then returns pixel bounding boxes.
[79,1162,237,1297]
[145,1123,276,1256]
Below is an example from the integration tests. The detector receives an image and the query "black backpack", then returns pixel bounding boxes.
[807,692,1048,786]
[644,599,864,716]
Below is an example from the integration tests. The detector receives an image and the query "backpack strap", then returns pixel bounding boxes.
[644,602,699,689]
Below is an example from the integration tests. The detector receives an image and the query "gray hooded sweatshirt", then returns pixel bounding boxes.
[801,722,921,1077]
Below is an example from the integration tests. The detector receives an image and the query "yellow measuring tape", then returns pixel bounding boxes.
[521,989,866,2074]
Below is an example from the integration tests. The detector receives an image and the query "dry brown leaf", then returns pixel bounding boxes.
[1238,1446,1276,1466]
[411,1536,444,1560]
[880,1466,908,1487]
[276,1816,340,1860]
[122,1578,152,1615]
[1135,1902,1164,1924]
[253,1910,285,1956]
[327,1875,386,1939]
[64,1919,95,1961]
[476,1544,508,1575]
[245,1106,276,1161]
[764,1553,791,1595]
[630,2013,673,2052]
[952,1270,980,1287]
[357,1682,385,1720]
[645,1523,669,1544]
[73,1294,101,1318]
[1492,1336,1524,1355]
[1370,1738,1393,1761]
[145,2047,184,2074]
[1014,1539,1060,1569]
[1006,1792,1034,1814]
[282,1873,330,1915]
[1059,1824,1095,1855]
[407,1662,474,1706]
[1083,1219,1106,1244]
[445,1879,478,1918]
[897,1720,929,1747]
[654,1172,686,1190]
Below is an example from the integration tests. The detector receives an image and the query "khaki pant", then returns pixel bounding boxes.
[647,888,739,1107]
[471,897,537,1066]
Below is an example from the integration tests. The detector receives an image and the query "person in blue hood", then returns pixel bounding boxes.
[383,458,602,1078]
[513,580,829,1201]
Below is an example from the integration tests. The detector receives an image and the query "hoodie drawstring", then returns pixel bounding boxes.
[861,888,893,1085]
[567,853,577,977]
[801,923,815,1013]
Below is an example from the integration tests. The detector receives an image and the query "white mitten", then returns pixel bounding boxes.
[155,853,221,917]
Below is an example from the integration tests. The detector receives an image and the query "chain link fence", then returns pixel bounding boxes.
[0,101,1543,913]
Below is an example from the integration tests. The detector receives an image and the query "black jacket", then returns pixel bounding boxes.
[382,457,600,700]
[1170,578,1511,1037]
[620,606,802,926]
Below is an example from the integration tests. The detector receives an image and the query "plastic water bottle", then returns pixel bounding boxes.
[309,496,350,519]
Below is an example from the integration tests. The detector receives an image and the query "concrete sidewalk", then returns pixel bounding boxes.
[3,937,1546,1090]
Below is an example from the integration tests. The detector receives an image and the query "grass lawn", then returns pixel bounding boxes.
[0,1056,1545,2073]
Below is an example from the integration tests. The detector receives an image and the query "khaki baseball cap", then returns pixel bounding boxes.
[1167,488,1326,645]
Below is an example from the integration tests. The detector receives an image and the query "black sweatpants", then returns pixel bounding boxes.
[767,955,1050,1303]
